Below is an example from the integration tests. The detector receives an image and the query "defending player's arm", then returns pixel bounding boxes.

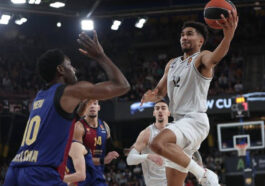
[141,59,174,105]
[64,142,86,183]
[92,121,119,165]
[199,10,238,70]
[126,128,163,166]
[60,31,130,114]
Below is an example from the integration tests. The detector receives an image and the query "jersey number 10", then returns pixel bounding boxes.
[21,115,41,146]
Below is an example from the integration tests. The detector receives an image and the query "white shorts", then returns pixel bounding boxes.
[164,112,210,173]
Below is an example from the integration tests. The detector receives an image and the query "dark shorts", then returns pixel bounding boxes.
[4,166,67,186]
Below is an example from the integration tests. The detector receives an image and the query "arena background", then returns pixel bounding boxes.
[0,0,265,185]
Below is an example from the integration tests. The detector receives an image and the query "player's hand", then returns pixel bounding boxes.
[140,88,159,106]
[147,154,164,166]
[77,31,105,60]
[104,151,119,164]
[216,9,238,41]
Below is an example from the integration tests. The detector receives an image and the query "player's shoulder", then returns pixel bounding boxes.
[165,58,177,72]
[139,126,151,141]
[199,50,212,57]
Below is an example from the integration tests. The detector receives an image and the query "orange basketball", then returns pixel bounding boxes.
[204,0,237,29]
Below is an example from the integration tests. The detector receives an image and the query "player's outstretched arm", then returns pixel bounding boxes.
[140,59,174,105]
[64,142,86,183]
[61,31,130,113]
[200,10,238,68]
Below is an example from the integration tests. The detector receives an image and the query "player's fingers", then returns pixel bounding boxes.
[93,30,99,43]
[140,97,145,106]
[232,9,237,23]
[152,88,159,96]
[80,33,95,45]
[77,39,90,49]
[220,14,228,28]
[215,21,224,28]
[78,48,88,56]
[79,34,94,47]
[227,10,233,27]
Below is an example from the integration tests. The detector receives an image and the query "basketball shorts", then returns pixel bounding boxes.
[4,166,67,186]
[165,112,210,173]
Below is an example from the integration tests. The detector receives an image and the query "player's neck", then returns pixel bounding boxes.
[85,116,98,127]
[183,50,200,60]
[154,122,167,131]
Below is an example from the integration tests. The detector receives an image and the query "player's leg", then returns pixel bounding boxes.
[150,128,190,168]
[166,167,187,186]
[150,124,205,184]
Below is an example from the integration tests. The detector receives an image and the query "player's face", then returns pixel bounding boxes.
[85,100,100,118]
[62,57,77,84]
[180,27,203,53]
[153,102,170,123]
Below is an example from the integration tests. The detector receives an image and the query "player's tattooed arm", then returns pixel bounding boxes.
[192,151,203,167]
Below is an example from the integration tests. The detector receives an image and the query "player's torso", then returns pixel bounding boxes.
[141,124,167,185]
[167,52,212,116]
[11,84,75,171]
[81,118,107,160]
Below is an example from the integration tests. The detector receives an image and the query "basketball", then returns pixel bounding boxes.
[204,0,237,29]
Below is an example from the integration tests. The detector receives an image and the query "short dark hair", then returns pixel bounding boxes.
[181,21,208,45]
[37,49,65,83]
[155,99,168,105]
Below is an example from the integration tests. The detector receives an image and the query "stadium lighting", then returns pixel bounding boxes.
[11,0,26,4]
[111,20,121,31]
[0,15,11,25]
[15,17,27,25]
[135,18,147,29]
[28,0,41,4]
[57,22,62,27]
[49,1,65,8]
[81,19,94,31]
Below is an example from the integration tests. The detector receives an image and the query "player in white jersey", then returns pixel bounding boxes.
[126,100,170,186]
[141,10,238,186]
[126,100,204,186]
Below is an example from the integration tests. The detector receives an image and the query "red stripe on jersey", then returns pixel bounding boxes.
[57,118,76,180]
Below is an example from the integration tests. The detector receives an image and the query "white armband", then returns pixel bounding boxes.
[126,148,148,165]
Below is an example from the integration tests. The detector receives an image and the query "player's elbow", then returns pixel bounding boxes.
[126,155,134,165]
[119,82,131,95]
[77,172,86,182]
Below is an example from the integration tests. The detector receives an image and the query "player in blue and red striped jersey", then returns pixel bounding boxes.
[4,31,130,186]
[72,100,118,185]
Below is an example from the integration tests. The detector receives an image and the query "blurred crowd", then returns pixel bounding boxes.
[0,9,265,100]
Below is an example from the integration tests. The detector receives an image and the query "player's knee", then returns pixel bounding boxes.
[150,139,163,155]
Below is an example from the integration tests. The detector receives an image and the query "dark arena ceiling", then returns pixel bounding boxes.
[0,0,265,19]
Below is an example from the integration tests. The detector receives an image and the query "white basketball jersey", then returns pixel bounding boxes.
[167,52,212,117]
[141,124,167,186]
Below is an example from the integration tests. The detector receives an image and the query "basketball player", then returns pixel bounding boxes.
[127,100,203,186]
[73,100,118,185]
[64,140,103,186]
[141,10,238,186]
[4,31,130,186]
[126,100,169,186]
